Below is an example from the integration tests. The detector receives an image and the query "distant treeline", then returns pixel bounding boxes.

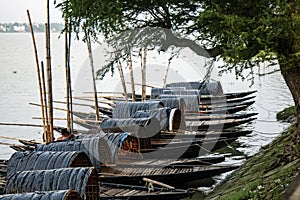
[0,22,64,33]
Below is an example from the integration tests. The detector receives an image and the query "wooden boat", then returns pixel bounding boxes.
[100,181,193,200]
[199,100,255,110]
[185,112,258,121]
[78,106,255,132]
[1,151,195,199]
[105,92,256,106]
[99,164,239,185]
[200,95,256,105]
[159,130,252,139]
[200,90,257,101]
[139,137,238,159]
[0,165,193,199]
[189,104,252,114]
[99,99,254,116]
[185,117,256,131]
[116,156,226,167]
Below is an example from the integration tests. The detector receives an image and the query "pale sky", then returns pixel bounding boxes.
[0,0,64,23]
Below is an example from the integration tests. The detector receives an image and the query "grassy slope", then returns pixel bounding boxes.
[206,110,300,200]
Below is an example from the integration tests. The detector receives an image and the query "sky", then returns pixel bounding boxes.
[0,0,64,23]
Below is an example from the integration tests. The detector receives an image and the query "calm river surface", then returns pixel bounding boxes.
[0,33,294,192]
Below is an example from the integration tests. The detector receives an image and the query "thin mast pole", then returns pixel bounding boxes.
[141,48,147,101]
[116,60,128,101]
[27,10,47,140]
[128,53,136,101]
[85,30,100,121]
[163,47,174,87]
[45,23,53,142]
[65,19,71,132]
[41,61,49,140]
[68,28,74,132]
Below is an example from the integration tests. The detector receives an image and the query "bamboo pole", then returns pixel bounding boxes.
[116,60,128,101]
[140,48,147,101]
[0,122,43,128]
[128,53,136,101]
[33,117,68,121]
[54,100,93,107]
[126,82,156,88]
[30,102,93,115]
[40,61,48,134]
[46,0,50,41]
[55,99,115,108]
[45,23,53,143]
[33,117,103,124]
[0,141,19,146]
[65,19,71,133]
[85,30,100,121]
[27,10,47,139]
[162,47,174,87]
[82,91,125,94]
[0,135,42,144]
[68,30,74,134]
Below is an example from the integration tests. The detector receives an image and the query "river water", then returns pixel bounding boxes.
[0,33,294,191]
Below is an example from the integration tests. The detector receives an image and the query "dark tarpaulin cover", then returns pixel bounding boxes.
[166,82,201,89]
[5,168,95,199]
[112,101,164,118]
[0,190,81,200]
[132,108,170,131]
[35,136,116,168]
[6,151,91,179]
[151,88,169,99]
[154,98,186,112]
[166,81,223,95]
[199,81,223,95]
[35,132,131,166]
[101,117,151,130]
[159,95,199,112]
[77,132,130,163]
[163,89,201,99]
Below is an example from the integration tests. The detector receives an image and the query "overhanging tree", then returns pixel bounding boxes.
[57,0,300,135]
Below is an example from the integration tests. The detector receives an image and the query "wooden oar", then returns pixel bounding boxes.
[143,178,175,190]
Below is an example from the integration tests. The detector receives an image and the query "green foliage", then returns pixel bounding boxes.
[277,106,297,121]
[56,0,300,78]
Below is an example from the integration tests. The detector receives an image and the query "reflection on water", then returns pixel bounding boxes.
[0,34,294,195]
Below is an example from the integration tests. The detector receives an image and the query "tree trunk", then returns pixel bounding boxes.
[280,63,300,135]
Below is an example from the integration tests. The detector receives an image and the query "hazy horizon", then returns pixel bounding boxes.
[0,0,64,23]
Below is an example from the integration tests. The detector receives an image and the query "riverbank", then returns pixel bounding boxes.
[205,107,300,200]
